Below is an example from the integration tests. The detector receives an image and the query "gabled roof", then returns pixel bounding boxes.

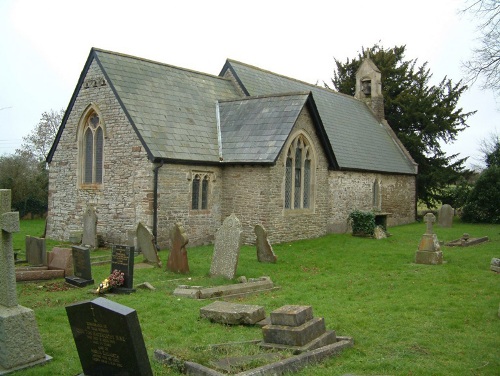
[220,59,417,175]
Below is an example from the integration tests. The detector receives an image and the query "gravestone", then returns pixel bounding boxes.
[255,224,277,263]
[438,204,454,228]
[25,235,46,266]
[66,297,152,376]
[210,214,242,279]
[82,206,98,248]
[110,245,135,293]
[48,247,73,276]
[136,223,161,267]
[0,189,51,372]
[200,301,266,325]
[65,245,94,287]
[166,222,189,273]
[415,213,443,265]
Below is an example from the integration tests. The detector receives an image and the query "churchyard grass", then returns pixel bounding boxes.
[12,219,500,375]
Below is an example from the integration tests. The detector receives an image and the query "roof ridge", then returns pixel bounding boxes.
[225,59,357,101]
[93,47,232,82]
[218,91,310,103]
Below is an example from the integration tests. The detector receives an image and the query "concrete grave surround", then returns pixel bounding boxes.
[415,213,443,265]
[438,204,454,228]
[166,222,189,274]
[0,189,51,373]
[82,205,98,248]
[255,224,277,263]
[210,214,242,279]
[136,222,161,267]
[200,301,266,325]
[66,297,152,376]
[25,236,46,266]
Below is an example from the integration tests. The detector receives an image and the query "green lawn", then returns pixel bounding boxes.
[10,219,500,375]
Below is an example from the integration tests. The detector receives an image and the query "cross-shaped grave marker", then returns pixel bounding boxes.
[423,212,436,235]
[0,189,20,308]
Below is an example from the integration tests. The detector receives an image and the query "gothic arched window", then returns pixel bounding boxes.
[82,112,104,185]
[284,134,313,210]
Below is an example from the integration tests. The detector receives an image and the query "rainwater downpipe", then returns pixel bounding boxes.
[153,160,164,250]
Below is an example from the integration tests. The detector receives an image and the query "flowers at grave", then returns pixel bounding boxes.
[96,269,125,294]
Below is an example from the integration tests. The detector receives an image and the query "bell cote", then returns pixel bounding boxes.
[355,57,384,121]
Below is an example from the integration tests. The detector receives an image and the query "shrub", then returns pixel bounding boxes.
[348,210,376,236]
[462,166,500,223]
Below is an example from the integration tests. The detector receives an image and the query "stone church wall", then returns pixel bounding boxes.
[47,60,153,245]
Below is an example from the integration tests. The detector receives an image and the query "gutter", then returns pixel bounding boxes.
[153,160,164,250]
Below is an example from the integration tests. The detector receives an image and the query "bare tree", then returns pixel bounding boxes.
[462,0,500,98]
[17,109,64,161]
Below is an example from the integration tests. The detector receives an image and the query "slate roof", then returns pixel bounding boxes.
[220,60,417,175]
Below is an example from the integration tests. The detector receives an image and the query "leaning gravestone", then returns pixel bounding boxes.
[82,205,98,248]
[210,214,242,279]
[25,235,46,266]
[415,213,443,265]
[110,245,135,293]
[438,204,454,228]
[136,223,162,267]
[0,189,51,372]
[166,222,189,273]
[66,297,152,376]
[65,245,94,287]
[255,224,277,263]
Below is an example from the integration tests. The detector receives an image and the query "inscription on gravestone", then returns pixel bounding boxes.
[65,246,94,287]
[66,297,152,376]
[111,245,135,292]
[210,214,242,279]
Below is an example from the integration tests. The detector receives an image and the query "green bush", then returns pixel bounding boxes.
[462,166,500,223]
[348,209,376,236]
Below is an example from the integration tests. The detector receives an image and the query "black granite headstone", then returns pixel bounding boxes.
[65,245,94,287]
[66,297,152,376]
[111,245,135,293]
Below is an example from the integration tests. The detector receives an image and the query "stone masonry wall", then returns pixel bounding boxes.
[47,59,153,245]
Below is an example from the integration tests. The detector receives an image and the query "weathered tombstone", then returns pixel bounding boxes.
[255,224,277,263]
[82,205,98,248]
[110,245,135,293]
[65,245,94,287]
[200,301,266,325]
[166,222,189,273]
[210,214,242,279]
[47,247,74,276]
[136,223,161,267]
[491,258,500,273]
[66,297,153,376]
[438,204,454,228]
[415,213,443,265]
[25,235,47,266]
[0,189,51,372]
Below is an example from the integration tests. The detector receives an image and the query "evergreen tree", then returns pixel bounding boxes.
[330,45,475,207]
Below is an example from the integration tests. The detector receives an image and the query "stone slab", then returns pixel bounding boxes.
[198,279,274,299]
[260,330,337,354]
[262,317,326,347]
[270,305,313,327]
[15,269,64,282]
[200,301,266,325]
[415,250,443,265]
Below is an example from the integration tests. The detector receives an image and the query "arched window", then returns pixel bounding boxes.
[82,112,104,185]
[373,178,381,210]
[192,174,209,210]
[284,134,313,209]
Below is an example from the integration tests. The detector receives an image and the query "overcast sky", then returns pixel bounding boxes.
[1,0,498,168]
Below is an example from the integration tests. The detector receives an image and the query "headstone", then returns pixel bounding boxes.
[0,189,51,372]
[66,297,153,376]
[200,301,266,325]
[255,224,277,263]
[82,206,98,248]
[491,258,500,273]
[166,222,189,273]
[438,204,454,228]
[25,235,46,266]
[136,223,161,267]
[110,245,135,293]
[65,245,94,287]
[415,213,443,265]
[210,214,242,279]
[47,247,74,276]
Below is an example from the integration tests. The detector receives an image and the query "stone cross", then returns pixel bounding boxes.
[0,189,20,308]
[423,213,436,235]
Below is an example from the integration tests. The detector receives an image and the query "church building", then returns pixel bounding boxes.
[46,48,417,247]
